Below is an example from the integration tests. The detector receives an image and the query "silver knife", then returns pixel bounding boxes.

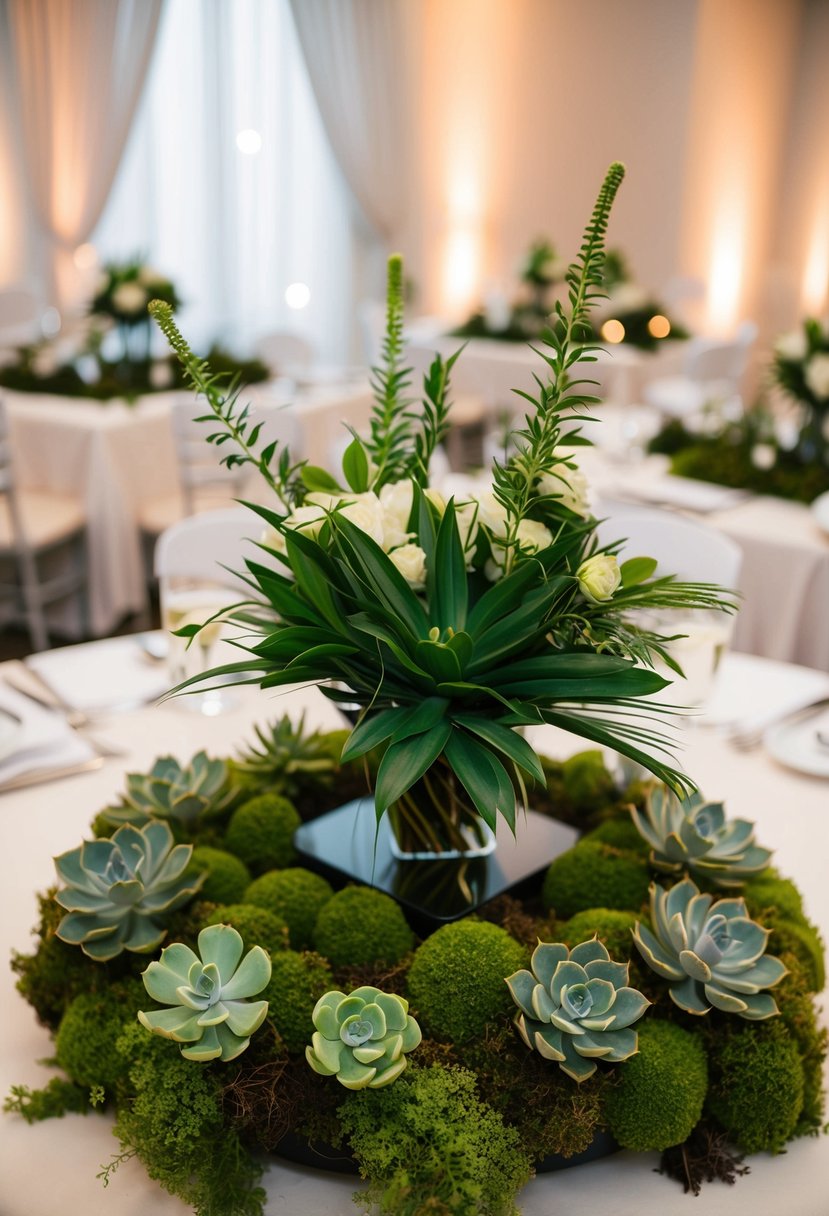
[0,756,105,794]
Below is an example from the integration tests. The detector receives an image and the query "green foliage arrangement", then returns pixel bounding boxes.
[587,248,689,350]
[772,317,829,464]
[6,727,827,1216]
[150,162,735,858]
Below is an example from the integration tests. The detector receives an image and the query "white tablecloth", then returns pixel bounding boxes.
[3,382,372,636]
[2,647,828,1216]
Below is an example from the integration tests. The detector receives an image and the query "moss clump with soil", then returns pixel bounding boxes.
[224,793,301,873]
[541,840,651,918]
[605,1019,708,1152]
[244,868,333,949]
[190,846,251,905]
[407,920,526,1043]
[203,903,289,955]
[560,908,638,963]
[263,950,333,1053]
[705,1019,804,1154]
[313,886,414,968]
[56,983,146,1090]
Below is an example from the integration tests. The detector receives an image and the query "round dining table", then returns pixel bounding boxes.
[2,644,828,1216]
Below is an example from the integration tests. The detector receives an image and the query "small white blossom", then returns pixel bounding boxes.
[379,480,414,550]
[111,281,148,314]
[805,353,829,400]
[389,543,427,588]
[538,463,590,517]
[750,443,777,471]
[774,329,808,361]
[515,518,553,553]
[338,492,386,546]
[576,554,621,604]
[475,490,509,538]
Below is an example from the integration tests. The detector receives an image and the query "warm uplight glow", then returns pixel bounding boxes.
[601,319,626,344]
[235,128,262,155]
[802,205,829,316]
[73,243,98,270]
[707,205,744,334]
[442,226,481,317]
[647,314,671,339]
[285,282,310,310]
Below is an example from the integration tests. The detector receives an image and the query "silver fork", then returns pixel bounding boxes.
[3,675,128,758]
[725,696,829,752]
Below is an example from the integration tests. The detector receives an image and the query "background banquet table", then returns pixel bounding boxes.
[3,381,372,636]
[2,642,828,1216]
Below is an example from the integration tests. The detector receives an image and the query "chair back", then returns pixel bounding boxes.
[154,507,257,590]
[0,399,27,548]
[595,505,742,590]
[256,331,314,377]
[684,321,757,387]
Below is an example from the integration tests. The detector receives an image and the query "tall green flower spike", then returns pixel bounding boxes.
[306,986,422,1089]
[630,785,772,888]
[138,924,271,1062]
[54,820,204,961]
[506,939,650,1083]
[632,877,787,1019]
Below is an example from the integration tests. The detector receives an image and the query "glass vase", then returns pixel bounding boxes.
[386,755,498,861]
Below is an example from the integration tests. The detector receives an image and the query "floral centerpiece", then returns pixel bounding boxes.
[0,258,268,402]
[587,248,689,350]
[6,165,824,1216]
[648,318,829,504]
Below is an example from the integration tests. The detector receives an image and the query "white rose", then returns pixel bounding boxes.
[515,518,553,554]
[538,463,590,517]
[389,543,427,588]
[424,487,446,515]
[804,353,829,400]
[338,492,386,546]
[305,491,343,512]
[260,524,286,554]
[111,281,148,314]
[774,329,808,361]
[379,480,414,550]
[577,554,621,603]
[750,443,777,470]
[474,490,509,537]
[283,503,327,540]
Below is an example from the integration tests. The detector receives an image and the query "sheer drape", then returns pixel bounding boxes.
[287,0,414,242]
[92,0,369,362]
[5,0,162,305]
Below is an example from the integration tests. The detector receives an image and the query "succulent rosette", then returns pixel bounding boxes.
[631,785,772,888]
[54,820,204,961]
[102,751,233,828]
[138,924,271,1061]
[632,877,787,1019]
[506,939,650,1082]
[306,985,422,1089]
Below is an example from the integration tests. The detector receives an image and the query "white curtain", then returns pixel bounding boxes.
[4,0,162,306]
[92,0,373,363]
[288,0,414,242]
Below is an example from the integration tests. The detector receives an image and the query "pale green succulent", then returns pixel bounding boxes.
[235,713,341,797]
[138,923,271,1062]
[54,820,204,962]
[631,785,772,888]
[632,877,787,1019]
[306,986,422,1089]
[506,939,650,1083]
[101,751,233,828]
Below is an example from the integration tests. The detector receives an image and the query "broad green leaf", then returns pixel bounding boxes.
[466,561,540,634]
[479,652,636,684]
[431,500,467,630]
[300,465,344,494]
[414,640,462,684]
[452,714,545,784]
[444,730,515,833]
[284,530,344,632]
[286,643,358,667]
[542,708,694,796]
[340,707,413,763]
[374,720,453,816]
[333,516,428,639]
[445,630,474,671]
[390,696,448,742]
[620,556,658,587]
[468,581,569,670]
[342,437,370,492]
[490,668,670,699]
[412,480,436,565]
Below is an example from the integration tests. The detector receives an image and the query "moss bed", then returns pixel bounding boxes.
[6,724,826,1216]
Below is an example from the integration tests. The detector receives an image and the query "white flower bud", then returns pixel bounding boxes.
[577,554,621,604]
[389,543,427,588]
[515,518,553,554]
[537,463,590,517]
[474,490,509,537]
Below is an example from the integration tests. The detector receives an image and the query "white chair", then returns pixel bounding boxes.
[255,331,314,378]
[642,321,758,420]
[596,506,742,590]
[154,507,259,594]
[0,398,87,651]
[139,393,301,540]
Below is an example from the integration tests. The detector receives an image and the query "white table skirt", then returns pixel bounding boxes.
[1,648,828,1216]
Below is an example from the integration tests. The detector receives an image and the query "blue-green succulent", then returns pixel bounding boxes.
[506,939,650,1082]
[138,923,271,1061]
[632,877,787,1019]
[54,820,204,961]
[631,785,772,888]
[102,751,233,828]
[306,986,422,1089]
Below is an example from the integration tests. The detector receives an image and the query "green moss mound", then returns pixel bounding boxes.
[706,1020,804,1154]
[582,816,648,854]
[561,908,638,962]
[743,871,806,924]
[313,886,414,968]
[561,750,617,812]
[245,867,333,949]
[768,917,825,993]
[56,983,145,1089]
[605,1019,708,1151]
[203,903,289,955]
[224,793,301,872]
[190,846,251,905]
[541,840,650,918]
[777,962,828,1137]
[339,1064,533,1216]
[407,919,526,1043]
[263,950,333,1053]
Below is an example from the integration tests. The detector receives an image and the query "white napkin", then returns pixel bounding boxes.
[26,635,170,713]
[607,475,748,514]
[0,684,96,789]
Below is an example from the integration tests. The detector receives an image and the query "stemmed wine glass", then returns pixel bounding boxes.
[159,576,239,716]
